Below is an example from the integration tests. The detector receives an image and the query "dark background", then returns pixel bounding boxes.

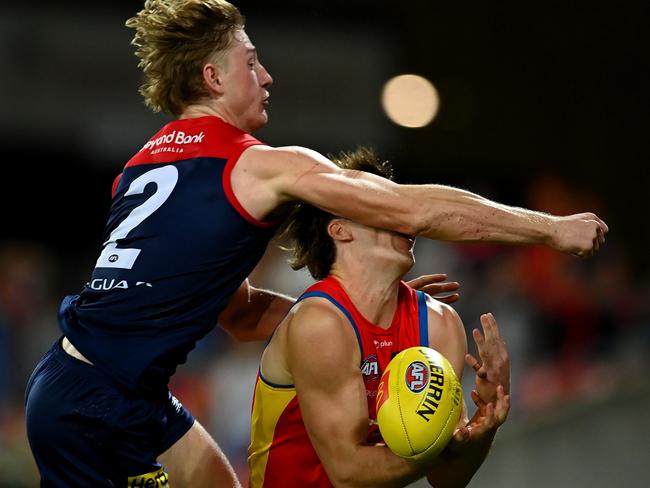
[2,0,648,278]
[1,1,649,486]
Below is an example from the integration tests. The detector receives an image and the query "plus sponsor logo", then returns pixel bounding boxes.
[142,130,205,155]
[373,338,393,349]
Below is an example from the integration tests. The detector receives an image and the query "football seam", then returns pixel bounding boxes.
[428,406,454,449]
[424,382,460,454]
[396,367,414,455]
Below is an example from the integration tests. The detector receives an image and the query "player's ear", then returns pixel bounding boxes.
[203,63,224,95]
[327,219,353,242]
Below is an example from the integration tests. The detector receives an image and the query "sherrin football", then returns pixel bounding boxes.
[376,346,463,461]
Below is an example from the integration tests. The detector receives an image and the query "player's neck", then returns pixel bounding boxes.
[330,264,403,329]
[181,102,219,118]
[180,102,237,128]
[181,100,254,133]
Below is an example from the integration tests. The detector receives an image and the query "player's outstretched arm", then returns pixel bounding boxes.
[217,279,295,341]
[215,275,458,343]
[218,276,459,342]
[465,313,511,405]
[237,145,608,257]
[287,299,430,488]
[425,308,511,487]
[427,386,510,488]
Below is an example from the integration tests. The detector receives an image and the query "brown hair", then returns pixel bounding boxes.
[125,0,244,115]
[280,147,394,280]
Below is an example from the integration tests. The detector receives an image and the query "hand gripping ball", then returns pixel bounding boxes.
[376,346,463,461]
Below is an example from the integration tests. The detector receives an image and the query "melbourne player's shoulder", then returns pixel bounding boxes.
[126,115,266,167]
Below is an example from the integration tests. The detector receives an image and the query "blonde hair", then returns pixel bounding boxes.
[125,0,244,115]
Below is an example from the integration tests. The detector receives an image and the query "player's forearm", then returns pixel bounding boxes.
[248,287,295,340]
[425,431,496,488]
[325,444,427,488]
[408,184,554,245]
[218,284,294,342]
[274,148,604,256]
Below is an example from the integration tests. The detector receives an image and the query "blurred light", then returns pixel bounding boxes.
[381,74,439,128]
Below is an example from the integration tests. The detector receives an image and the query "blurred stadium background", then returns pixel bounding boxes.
[1,1,648,486]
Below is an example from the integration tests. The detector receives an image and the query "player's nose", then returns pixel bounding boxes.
[259,64,273,88]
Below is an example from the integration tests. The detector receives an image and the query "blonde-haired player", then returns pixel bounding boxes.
[25,0,603,485]
[249,148,510,487]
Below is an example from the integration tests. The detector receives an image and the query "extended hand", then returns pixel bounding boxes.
[551,212,608,258]
[451,385,510,448]
[406,273,460,304]
[465,313,510,405]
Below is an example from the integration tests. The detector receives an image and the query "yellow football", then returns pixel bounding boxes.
[376,346,463,461]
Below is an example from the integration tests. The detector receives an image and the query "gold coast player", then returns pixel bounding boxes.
[248,149,510,487]
[25,1,605,486]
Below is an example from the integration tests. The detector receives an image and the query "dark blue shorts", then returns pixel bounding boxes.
[24,338,194,487]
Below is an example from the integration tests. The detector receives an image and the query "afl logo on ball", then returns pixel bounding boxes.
[405,361,429,393]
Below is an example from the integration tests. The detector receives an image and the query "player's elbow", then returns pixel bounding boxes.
[217,309,259,342]
[328,469,357,488]
[323,456,363,488]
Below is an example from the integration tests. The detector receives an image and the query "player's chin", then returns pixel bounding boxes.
[247,113,268,133]
[404,252,416,270]
[394,250,415,273]
[258,108,270,125]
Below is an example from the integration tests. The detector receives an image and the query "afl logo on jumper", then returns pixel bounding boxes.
[361,355,380,382]
[405,361,429,393]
